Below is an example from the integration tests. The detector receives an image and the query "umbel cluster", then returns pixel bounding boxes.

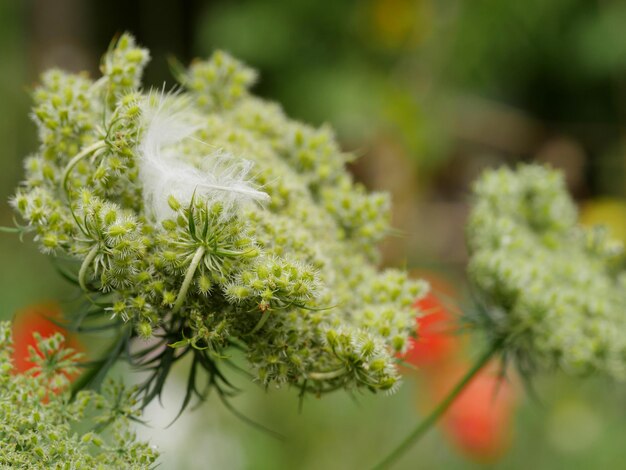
[467,165,626,379]
[0,323,159,467]
[12,33,427,399]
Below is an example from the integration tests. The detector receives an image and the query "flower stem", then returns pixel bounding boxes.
[79,244,100,291]
[62,140,107,195]
[173,246,205,313]
[372,340,502,469]
[308,368,346,380]
[71,324,131,398]
[247,308,271,336]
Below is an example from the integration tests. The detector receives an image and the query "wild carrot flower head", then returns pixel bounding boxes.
[11,33,428,405]
[467,164,626,378]
[0,322,159,467]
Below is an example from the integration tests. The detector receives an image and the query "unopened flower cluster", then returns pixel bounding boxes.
[0,322,158,468]
[12,34,427,395]
[467,165,626,378]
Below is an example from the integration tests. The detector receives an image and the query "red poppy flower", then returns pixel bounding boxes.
[432,362,516,463]
[403,292,460,370]
[11,302,82,376]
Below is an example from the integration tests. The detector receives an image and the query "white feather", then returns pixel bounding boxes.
[138,91,270,221]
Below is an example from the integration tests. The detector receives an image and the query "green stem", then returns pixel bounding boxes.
[92,75,109,90]
[173,246,205,313]
[79,244,100,291]
[70,324,131,399]
[308,368,346,381]
[372,340,502,469]
[247,308,271,336]
[62,140,107,195]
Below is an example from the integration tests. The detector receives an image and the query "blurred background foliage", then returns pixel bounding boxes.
[0,0,625,468]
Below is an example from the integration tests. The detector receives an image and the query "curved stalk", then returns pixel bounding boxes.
[70,324,131,399]
[173,246,206,313]
[308,368,346,381]
[62,140,107,195]
[247,309,271,336]
[92,75,109,90]
[372,340,502,469]
[78,244,100,291]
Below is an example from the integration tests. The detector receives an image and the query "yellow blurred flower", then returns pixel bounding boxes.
[368,0,432,49]
[580,198,626,243]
